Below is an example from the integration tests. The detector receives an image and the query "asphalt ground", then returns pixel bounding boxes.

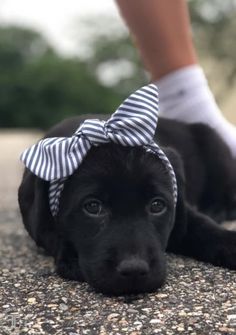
[0,131,236,335]
[1,211,236,335]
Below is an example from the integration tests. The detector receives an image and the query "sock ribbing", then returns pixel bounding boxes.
[155,65,236,157]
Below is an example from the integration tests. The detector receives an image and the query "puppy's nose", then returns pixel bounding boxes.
[117,258,150,278]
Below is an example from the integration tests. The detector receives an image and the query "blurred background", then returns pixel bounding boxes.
[0,0,236,211]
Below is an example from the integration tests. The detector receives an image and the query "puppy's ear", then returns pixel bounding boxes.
[18,170,58,256]
[162,147,188,252]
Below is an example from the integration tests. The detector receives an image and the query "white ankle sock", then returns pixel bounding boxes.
[156,65,236,157]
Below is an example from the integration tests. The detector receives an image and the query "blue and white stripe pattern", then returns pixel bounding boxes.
[21,84,177,216]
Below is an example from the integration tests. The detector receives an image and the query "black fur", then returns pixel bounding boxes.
[18,116,236,295]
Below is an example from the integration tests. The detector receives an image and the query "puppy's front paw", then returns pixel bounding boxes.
[214,231,236,270]
[55,242,84,281]
[56,258,84,281]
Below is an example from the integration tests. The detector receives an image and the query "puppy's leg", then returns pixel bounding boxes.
[55,241,84,281]
[191,124,236,222]
[172,205,236,270]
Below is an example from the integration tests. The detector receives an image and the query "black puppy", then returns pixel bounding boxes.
[18,116,236,295]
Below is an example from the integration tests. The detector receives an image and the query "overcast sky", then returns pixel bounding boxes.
[0,0,124,54]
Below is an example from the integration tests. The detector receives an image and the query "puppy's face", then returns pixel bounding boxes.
[59,143,176,295]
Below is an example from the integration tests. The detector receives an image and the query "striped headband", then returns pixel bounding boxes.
[21,84,177,217]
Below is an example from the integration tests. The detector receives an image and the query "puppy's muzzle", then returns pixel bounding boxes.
[116,257,150,279]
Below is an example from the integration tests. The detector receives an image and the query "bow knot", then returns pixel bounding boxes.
[76,119,109,146]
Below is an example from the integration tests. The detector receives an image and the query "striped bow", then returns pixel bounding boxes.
[21,84,177,216]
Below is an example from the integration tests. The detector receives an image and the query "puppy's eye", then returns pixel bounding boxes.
[83,199,103,216]
[149,198,166,214]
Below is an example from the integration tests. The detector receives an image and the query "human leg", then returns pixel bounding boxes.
[116,0,236,157]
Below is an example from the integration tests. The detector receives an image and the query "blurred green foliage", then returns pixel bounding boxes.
[189,0,236,100]
[0,27,123,128]
[0,0,235,128]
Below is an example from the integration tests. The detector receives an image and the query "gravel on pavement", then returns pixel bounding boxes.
[0,211,236,335]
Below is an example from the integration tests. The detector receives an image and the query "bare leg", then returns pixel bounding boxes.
[116,0,197,80]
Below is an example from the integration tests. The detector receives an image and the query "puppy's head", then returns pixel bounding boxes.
[57,142,179,295]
